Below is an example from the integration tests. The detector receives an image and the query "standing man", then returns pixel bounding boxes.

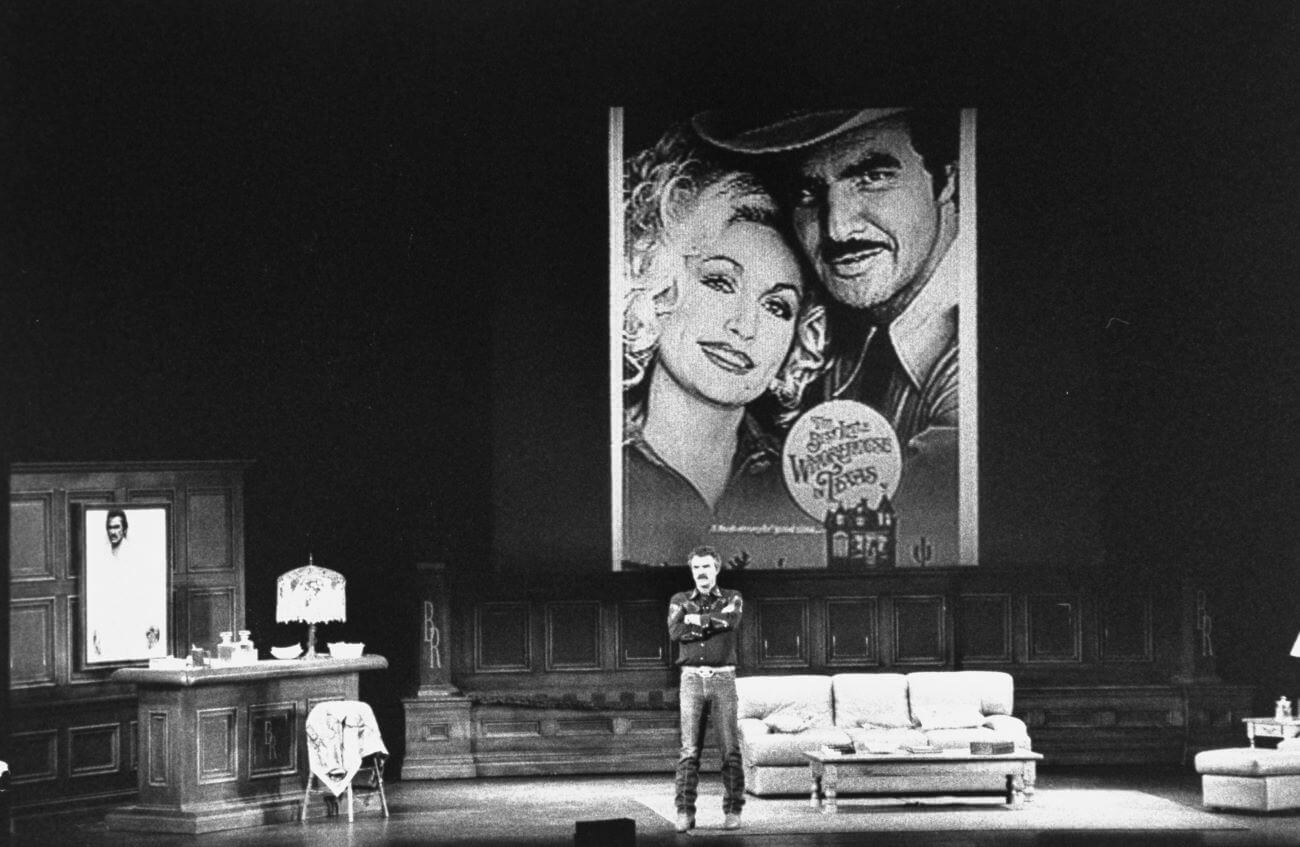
[667,546,744,832]
[694,108,963,564]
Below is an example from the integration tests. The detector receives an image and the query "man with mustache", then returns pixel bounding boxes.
[694,108,962,566]
[667,545,744,832]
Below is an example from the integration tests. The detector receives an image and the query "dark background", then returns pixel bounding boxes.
[3,0,1299,735]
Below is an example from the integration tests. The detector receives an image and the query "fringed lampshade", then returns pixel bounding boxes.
[276,554,346,659]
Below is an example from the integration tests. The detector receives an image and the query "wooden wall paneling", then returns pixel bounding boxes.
[197,707,239,785]
[1027,593,1083,663]
[428,569,1256,776]
[10,493,54,581]
[475,602,531,672]
[545,601,602,671]
[186,489,234,573]
[128,488,176,504]
[959,593,1013,663]
[129,719,139,774]
[185,586,236,654]
[68,721,122,778]
[248,702,299,778]
[9,730,59,785]
[11,597,57,687]
[470,703,682,778]
[892,594,947,665]
[755,597,809,668]
[825,596,879,667]
[147,711,170,787]
[599,601,619,672]
[1099,592,1154,662]
[1185,684,1255,756]
[616,600,669,669]
[1016,684,1191,764]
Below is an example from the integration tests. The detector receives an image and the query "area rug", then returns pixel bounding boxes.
[635,788,1246,837]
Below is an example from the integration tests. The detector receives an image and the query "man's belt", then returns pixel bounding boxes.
[681,665,735,677]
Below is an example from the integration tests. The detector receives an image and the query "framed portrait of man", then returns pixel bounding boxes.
[610,107,978,571]
[80,504,171,665]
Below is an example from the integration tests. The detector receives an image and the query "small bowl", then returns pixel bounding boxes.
[328,641,365,659]
[270,644,302,660]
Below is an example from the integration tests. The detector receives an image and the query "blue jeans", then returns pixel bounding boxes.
[675,671,744,815]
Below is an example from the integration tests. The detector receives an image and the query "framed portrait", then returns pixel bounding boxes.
[80,504,171,665]
[610,107,978,571]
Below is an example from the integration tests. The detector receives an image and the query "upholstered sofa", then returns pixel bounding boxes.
[736,671,1032,796]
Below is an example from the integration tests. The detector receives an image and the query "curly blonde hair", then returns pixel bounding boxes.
[622,125,826,425]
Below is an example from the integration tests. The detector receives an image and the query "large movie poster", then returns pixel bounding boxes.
[611,108,977,571]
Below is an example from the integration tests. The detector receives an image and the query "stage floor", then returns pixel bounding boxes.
[12,765,1300,846]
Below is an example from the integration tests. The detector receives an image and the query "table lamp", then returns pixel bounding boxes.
[275,554,346,659]
[1292,632,1300,660]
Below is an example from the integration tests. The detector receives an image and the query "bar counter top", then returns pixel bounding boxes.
[111,654,387,687]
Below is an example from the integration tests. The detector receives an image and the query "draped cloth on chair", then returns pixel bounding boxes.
[305,700,389,797]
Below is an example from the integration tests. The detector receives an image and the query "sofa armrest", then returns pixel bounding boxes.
[983,714,1028,736]
[739,718,771,741]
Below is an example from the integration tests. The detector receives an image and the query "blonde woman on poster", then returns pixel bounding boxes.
[621,126,826,568]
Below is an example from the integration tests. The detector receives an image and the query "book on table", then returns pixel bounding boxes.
[904,744,942,754]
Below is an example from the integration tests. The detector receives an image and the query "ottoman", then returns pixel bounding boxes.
[1194,747,1300,812]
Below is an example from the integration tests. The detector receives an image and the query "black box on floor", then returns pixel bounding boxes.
[575,817,635,846]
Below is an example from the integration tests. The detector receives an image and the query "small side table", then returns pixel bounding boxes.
[1242,717,1300,747]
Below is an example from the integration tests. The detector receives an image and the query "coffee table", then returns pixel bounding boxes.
[803,749,1043,813]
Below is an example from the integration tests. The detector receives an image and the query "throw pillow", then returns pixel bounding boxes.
[913,706,987,730]
[860,719,916,730]
[764,708,815,733]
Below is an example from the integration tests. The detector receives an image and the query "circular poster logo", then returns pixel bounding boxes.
[781,400,902,521]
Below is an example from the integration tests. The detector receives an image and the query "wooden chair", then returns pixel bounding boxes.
[301,700,390,822]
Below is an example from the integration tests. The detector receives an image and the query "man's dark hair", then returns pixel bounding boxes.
[899,109,961,197]
[688,545,721,566]
[106,509,128,533]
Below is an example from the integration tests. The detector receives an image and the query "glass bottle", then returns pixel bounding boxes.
[237,629,256,664]
[216,631,237,664]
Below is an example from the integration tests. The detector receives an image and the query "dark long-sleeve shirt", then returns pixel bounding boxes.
[667,587,743,667]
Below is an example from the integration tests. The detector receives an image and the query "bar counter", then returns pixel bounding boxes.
[106,655,388,833]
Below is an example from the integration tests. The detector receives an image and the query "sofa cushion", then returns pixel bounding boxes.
[743,727,853,766]
[907,671,1015,722]
[737,675,834,727]
[764,707,819,733]
[830,673,913,728]
[1195,748,1300,777]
